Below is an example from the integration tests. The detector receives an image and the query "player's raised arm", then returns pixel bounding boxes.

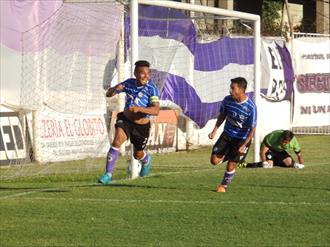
[105,83,125,97]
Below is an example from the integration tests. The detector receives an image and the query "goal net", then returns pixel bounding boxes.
[1,0,261,180]
[128,0,261,170]
[1,1,124,180]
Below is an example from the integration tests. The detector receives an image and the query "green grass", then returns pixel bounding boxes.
[1,135,329,247]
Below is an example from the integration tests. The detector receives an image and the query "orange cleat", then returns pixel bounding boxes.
[216,184,226,193]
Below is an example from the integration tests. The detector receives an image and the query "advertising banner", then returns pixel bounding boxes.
[148,110,178,152]
[28,106,109,163]
[25,108,179,163]
[0,110,28,165]
[292,38,330,127]
[261,41,294,101]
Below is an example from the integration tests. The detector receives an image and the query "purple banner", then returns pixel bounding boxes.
[151,70,222,128]
[276,43,295,100]
[1,1,122,56]
[0,0,62,50]
[126,6,254,71]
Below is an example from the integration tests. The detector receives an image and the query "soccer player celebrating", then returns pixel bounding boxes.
[242,130,304,169]
[98,60,160,185]
[208,77,257,193]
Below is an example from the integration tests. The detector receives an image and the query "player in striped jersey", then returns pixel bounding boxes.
[208,77,257,192]
[98,60,160,185]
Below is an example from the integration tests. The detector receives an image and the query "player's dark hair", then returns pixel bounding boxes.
[231,77,247,91]
[282,130,294,141]
[134,60,150,70]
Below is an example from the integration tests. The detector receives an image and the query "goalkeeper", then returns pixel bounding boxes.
[98,60,160,185]
[241,130,304,169]
[208,77,257,193]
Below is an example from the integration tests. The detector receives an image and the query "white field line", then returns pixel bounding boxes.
[0,186,92,199]
[0,168,213,199]
[3,196,330,206]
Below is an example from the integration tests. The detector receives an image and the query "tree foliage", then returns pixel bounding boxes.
[262,0,282,35]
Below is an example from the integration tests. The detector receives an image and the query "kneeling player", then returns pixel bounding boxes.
[243,130,304,169]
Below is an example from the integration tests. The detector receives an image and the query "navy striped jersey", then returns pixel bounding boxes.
[220,95,257,139]
[118,78,159,118]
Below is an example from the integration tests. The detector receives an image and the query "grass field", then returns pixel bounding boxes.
[1,135,329,247]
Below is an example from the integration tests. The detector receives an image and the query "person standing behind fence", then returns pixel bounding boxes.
[208,77,257,193]
[98,60,160,185]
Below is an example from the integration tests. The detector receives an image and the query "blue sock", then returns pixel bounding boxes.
[140,152,149,165]
[105,147,119,174]
[221,170,236,187]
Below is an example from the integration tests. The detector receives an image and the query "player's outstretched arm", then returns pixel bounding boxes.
[296,152,304,164]
[260,143,269,162]
[106,84,125,97]
[128,102,160,116]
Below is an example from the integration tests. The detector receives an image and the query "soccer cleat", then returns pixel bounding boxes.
[139,155,152,177]
[237,161,248,168]
[216,184,226,193]
[98,172,112,185]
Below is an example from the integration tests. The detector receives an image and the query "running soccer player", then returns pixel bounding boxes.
[208,77,257,193]
[241,130,304,169]
[98,60,160,185]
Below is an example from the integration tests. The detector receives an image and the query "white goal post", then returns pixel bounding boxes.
[129,0,261,178]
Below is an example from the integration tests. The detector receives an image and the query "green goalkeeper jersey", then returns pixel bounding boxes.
[263,130,301,153]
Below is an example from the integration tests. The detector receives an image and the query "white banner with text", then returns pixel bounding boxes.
[27,106,109,163]
[292,38,330,127]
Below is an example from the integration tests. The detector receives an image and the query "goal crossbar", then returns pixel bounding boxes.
[138,0,260,22]
[129,0,261,178]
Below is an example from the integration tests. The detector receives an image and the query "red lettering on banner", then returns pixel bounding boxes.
[82,119,89,136]
[57,121,65,137]
[73,118,105,137]
[38,115,106,140]
[64,119,74,137]
[74,118,81,136]
[97,118,105,134]
[41,119,65,138]
[297,73,330,93]
[41,120,46,138]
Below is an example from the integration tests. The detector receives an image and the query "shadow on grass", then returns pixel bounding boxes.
[0,186,45,191]
[108,183,179,190]
[0,180,215,194]
[101,183,216,193]
[244,183,329,191]
[0,186,73,193]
